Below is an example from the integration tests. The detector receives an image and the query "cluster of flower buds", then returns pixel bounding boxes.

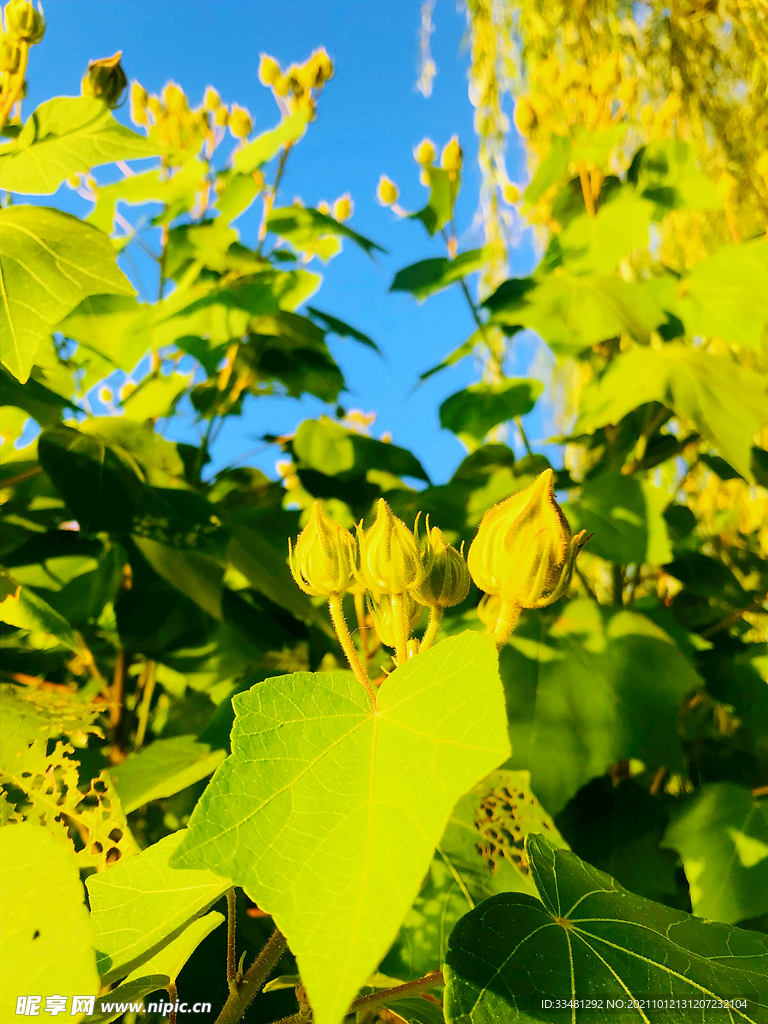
[0,0,45,124]
[81,51,127,109]
[258,47,333,119]
[316,194,354,222]
[412,135,463,186]
[288,470,587,693]
[130,79,247,157]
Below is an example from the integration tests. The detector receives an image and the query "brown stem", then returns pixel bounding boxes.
[612,564,625,608]
[168,981,178,1024]
[215,927,288,1024]
[700,596,766,639]
[134,660,157,749]
[0,465,42,489]
[269,970,444,1024]
[226,889,237,987]
[328,594,376,707]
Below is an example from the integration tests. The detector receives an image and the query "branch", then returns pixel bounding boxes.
[269,970,444,1024]
[215,926,288,1024]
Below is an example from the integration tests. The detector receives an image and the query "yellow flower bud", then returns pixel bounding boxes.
[376,175,399,206]
[130,81,148,125]
[356,499,426,597]
[476,593,500,630]
[163,81,187,114]
[228,104,253,139]
[3,0,44,44]
[0,33,22,73]
[81,51,128,109]
[590,54,620,96]
[259,53,281,86]
[502,181,520,203]
[98,386,113,405]
[658,93,681,121]
[467,469,587,609]
[414,137,437,166]
[617,76,637,105]
[412,524,470,610]
[147,95,164,118]
[65,173,81,189]
[203,85,220,111]
[367,592,422,650]
[120,380,137,400]
[288,502,357,597]
[513,95,537,136]
[214,106,229,127]
[312,47,334,85]
[273,74,292,98]
[757,151,768,177]
[333,193,353,222]
[316,200,330,215]
[440,135,463,173]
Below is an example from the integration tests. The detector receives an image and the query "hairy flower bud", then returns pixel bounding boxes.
[356,499,426,596]
[414,137,436,166]
[228,104,253,139]
[513,96,537,136]
[81,51,127,109]
[332,193,353,222]
[163,81,187,115]
[377,175,399,207]
[3,0,44,44]
[367,592,422,650]
[214,105,229,127]
[288,502,357,597]
[258,53,281,87]
[130,81,148,125]
[440,135,462,173]
[312,47,334,85]
[203,85,220,111]
[502,181,520,204]
[0,32,21,72]
[467,469,587,609]
[413,524,470,610]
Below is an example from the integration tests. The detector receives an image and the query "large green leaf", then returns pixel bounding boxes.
[172,631,510,1024]
[0,96,161,195]
[662,783,768,925]
[0,824,100,1022]
[628,139,721,215]
[57,295,148,372]
[565,470,672,565]
[232,108,311,174]
[439,379,544,448]
[485,273,665,356]
[133,537,224,620]
[554,193,652,275]
[576,344,768,481]
[0,206,135,383]
[444,834,768,1024]
[390,250,488,302]
[86,830,231,984]
[87,159,208,235]
[410,167,460,236]
[306,306,380,353]
[0,571,85,654]
[501,600,701,813]
[293,416,429,482]
[672,241,768,350]
[267,205,385,258]
[524,135,571,205]
[111,735,226,814]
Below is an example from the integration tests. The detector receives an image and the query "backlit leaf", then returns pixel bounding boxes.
[267,205,385,258]
[440,379,544,447]
[390,250,488,302]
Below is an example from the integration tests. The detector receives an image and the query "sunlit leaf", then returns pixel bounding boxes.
[440,379,544,447]
[391,250,488,301]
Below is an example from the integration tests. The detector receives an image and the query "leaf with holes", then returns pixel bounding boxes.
[0,205,135,383]
[172,631,510,1024]
[444,834,768,1024]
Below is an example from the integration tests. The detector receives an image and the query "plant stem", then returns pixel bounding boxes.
[258,144,293,250]
[390,591,409,667]
[577,162,596,217]
[0,465,42,489]
[215,926,287,1024]
[612,564,625,608]
[515,416,533,456]
[268,970,444,1024]
[226,889,237,987]
[492,600,521,648]
[168,981,178,1024]
[328,594,376,706]
[134,660,156,749]
[353,591,369,671]
[420,606,443,652]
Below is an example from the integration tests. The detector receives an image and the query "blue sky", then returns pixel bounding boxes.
[30,0,543,485]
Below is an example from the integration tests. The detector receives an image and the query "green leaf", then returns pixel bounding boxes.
[83,977,171,1024]
[439,379,544,448]
[485,273,665,356]
[87,159,208,235]
[672,241,768,350]
[444,834,768,1024]
[564,470,672,565]
[0,571,85,654]
[0,205,135,383]
[383,770,568,981]
[131,537,223,619]
[390,250,488,302]
[77,418,187,488]
[0,96,162,195]
[111,735,226,814]
[662,783,768,925]
[267,205,385,258]
[172,631,511,1024]
[0,824,99,1022]
[306,307,381,353]
[57,295,148,373]
[554,193,653,275]
[570,123,628,167]
[293,416,429,482]
[501,600,702,813]
[524,135,571,205]
[411,167,460,236]
[122,910,224,986]
[576,343,768,481]
[86,830,231,984]
[232,109,311,174]
[0,681,101,744]
[628,139,721,215]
